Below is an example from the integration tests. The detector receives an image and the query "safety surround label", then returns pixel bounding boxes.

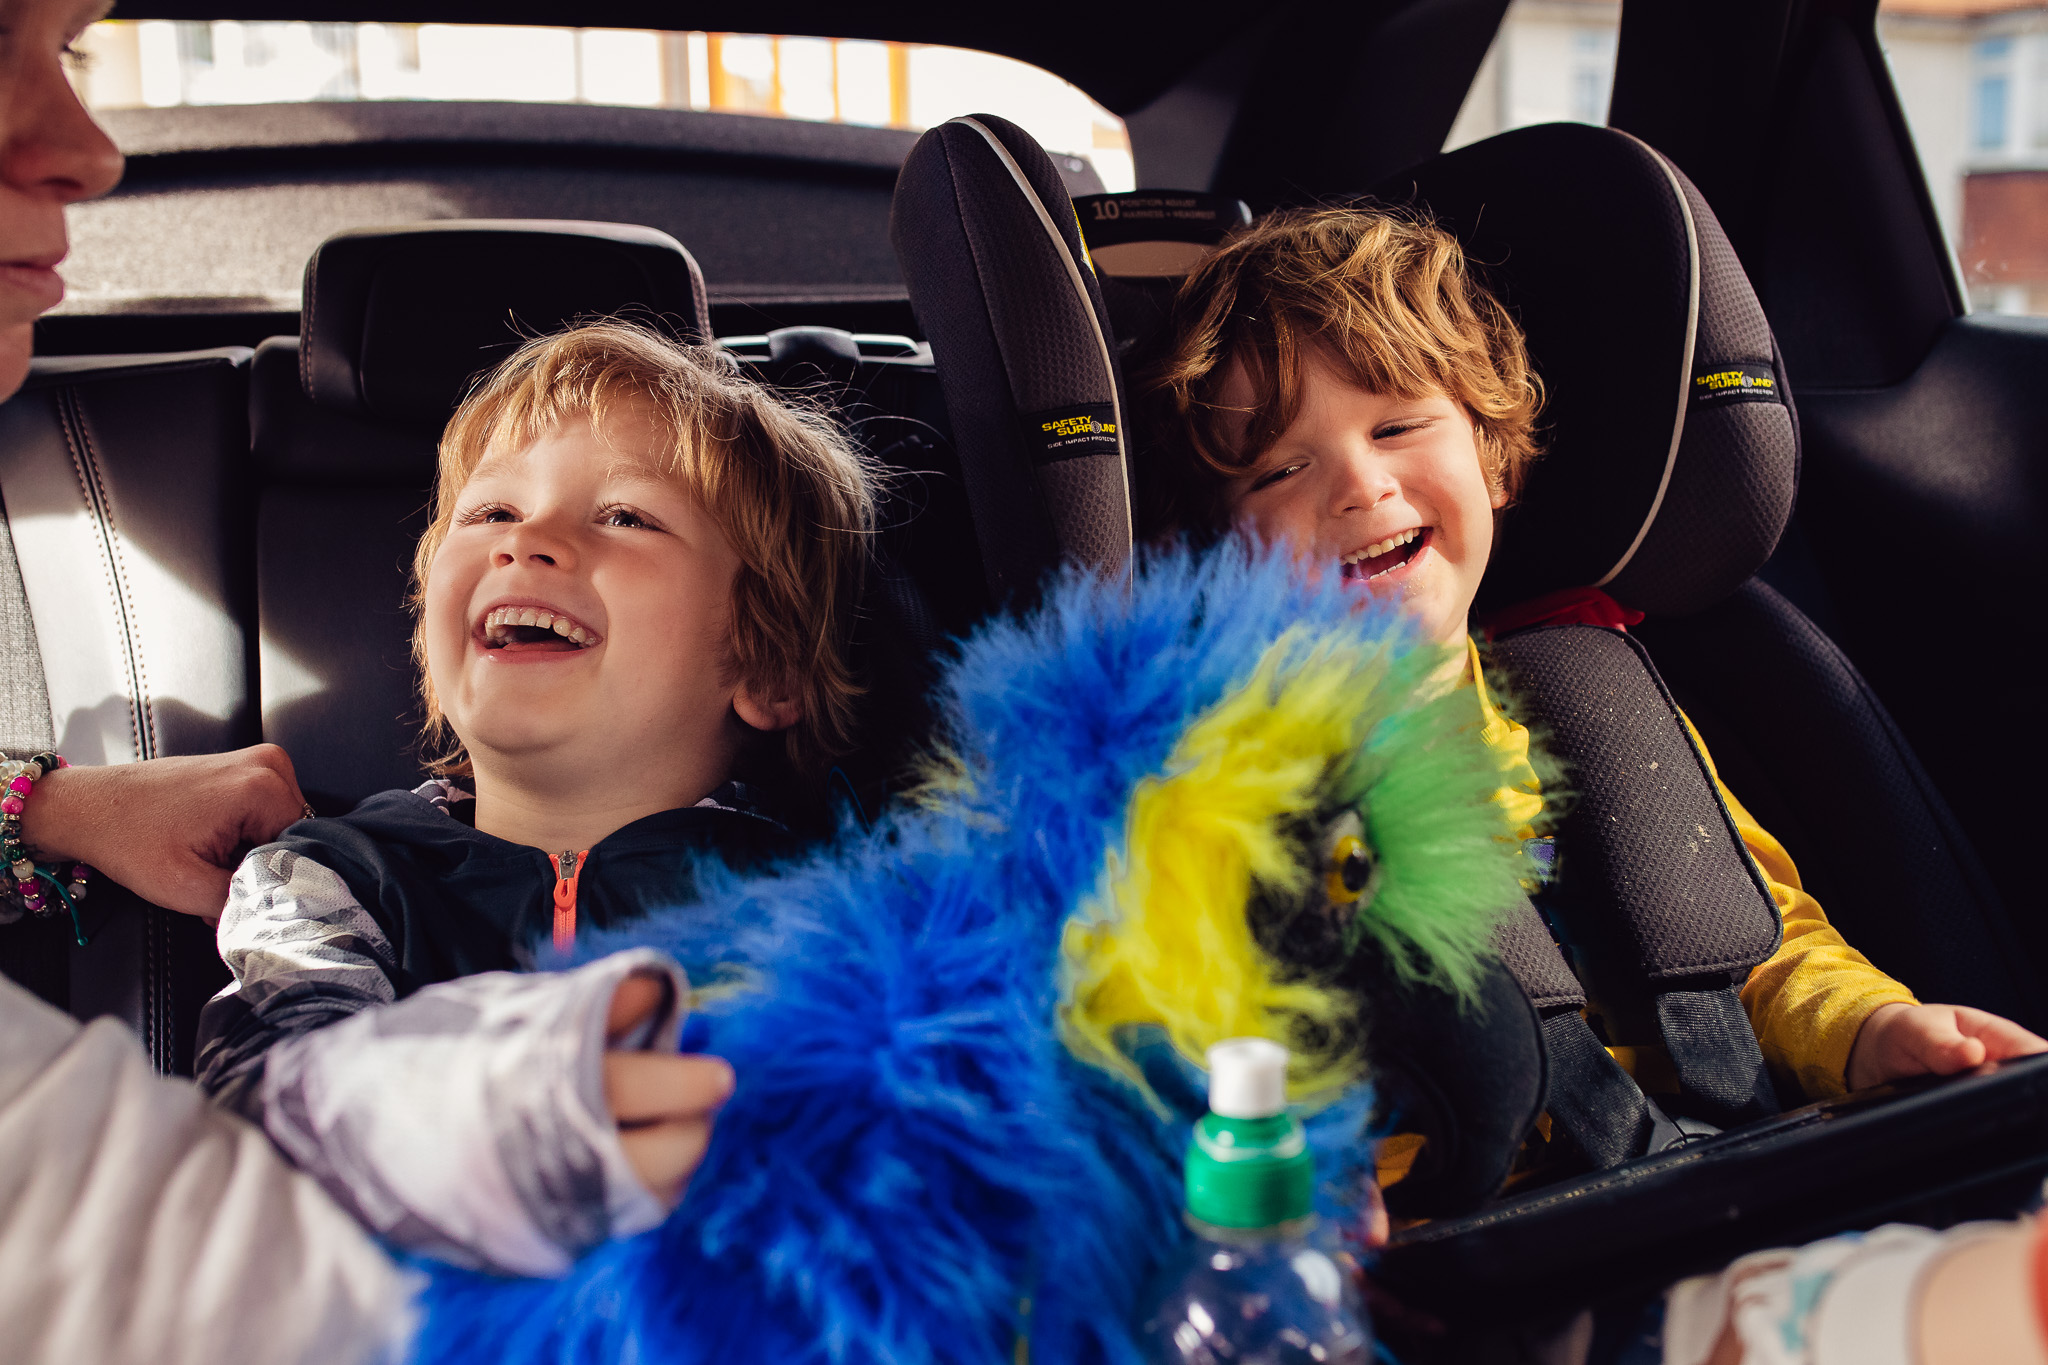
[1691,363,1783,407]
[1021,404,1120,465]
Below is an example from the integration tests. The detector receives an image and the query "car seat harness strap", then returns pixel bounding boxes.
[1487,624,1785,1157]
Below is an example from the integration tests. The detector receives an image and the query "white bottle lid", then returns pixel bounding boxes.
[1205,1037,1289,1119]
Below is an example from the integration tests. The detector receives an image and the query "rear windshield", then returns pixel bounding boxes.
[56,24,1133,321]
[69,22,1134,192]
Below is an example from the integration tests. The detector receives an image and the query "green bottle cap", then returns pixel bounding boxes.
[1185,1112,1314,1227]
[1184,1038,1313,1228]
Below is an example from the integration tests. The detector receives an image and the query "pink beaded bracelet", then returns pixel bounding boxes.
[0,752,96,942]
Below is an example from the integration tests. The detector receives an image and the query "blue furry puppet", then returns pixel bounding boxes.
[408,542,1529,1365]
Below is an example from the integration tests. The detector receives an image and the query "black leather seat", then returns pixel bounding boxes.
[0,348,257,1073]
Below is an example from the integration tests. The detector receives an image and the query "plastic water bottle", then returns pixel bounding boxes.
[1138,1038,1373,1365]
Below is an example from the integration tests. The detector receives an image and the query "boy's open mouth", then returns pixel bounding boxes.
[1340,527,1429,583]
[478,604,601,653]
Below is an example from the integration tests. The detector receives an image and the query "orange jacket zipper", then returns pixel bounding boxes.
[552,849,589,950]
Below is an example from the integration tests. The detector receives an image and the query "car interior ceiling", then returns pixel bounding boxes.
[2,0,2045,1317]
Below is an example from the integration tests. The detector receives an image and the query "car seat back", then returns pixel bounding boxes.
[1071,189,1251,358]
[0,349,256,1071]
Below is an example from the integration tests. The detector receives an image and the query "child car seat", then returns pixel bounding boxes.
[888,115,2048,1316]
[1379,122,2040,1033]
[890,113,1794,1182]
[1343,119,2048,1326]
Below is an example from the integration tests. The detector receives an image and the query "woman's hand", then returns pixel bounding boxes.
[18,745,310,918]
[1847,1002,2048,1091]
[602,973,732,1208]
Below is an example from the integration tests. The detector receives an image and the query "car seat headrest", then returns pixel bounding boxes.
[1072,190,1252,362]
[890,115,1132,604]
[1374,124,1799,617]
[1072,191,1252,279]
[300,219,713,429]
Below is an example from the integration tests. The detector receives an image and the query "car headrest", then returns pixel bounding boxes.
[1072,190,1252,361]
[1374,124,1799,618]
[890,114,1131,606]
[300,220,713,429]
[1072,191,1253,279]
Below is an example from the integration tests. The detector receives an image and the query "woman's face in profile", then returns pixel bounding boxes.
[0,0,122,398]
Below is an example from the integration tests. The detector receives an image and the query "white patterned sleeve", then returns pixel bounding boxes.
[196,846,401,1117]
[196,846,688,1277]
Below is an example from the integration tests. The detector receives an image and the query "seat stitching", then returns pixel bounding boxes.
[54,386,155,762]
[300,251,317,397]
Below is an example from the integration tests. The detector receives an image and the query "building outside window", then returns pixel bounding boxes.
[1975,38,2013,149]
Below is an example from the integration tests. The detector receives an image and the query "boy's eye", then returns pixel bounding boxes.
[599,505,657,530]
[457,503,517,526]
[1373,419,1430,441]
[1249,462,1306,492]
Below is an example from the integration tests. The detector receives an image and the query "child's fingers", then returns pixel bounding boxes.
[604,1052,735,1126]
[604,971,673,1040]
[1901,1009,1983,1075]
[616,1118,716,1207]
[1358,1178,1390,1250]
[1951,1007,2048,1063]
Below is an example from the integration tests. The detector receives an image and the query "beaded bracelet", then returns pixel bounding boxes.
[0,751,96,944]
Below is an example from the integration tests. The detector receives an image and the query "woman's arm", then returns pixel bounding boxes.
[17,745,309,917]
[0,974,409,1365]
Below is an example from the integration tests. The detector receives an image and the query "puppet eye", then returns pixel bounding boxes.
[1318,810,1380,915]
[1327,836,1372,903]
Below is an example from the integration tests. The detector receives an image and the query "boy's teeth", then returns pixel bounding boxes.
[1342,528,1420,566]
[481,606,593,647]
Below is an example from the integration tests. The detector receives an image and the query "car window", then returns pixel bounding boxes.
[1442,0,1620,154]
[1878,1,2047,316]
[51,24,1133,329]
[1445,0,2048,319]
[66,22,1134,192]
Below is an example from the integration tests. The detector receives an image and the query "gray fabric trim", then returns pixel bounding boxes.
[0,496,54,755]
[1594,134,1701,589]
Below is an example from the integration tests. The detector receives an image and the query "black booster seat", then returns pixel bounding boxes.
[889,114,2048,1324]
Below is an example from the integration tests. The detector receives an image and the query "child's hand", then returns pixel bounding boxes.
[603,973,734,1208]
[1846,1002,2048,1091]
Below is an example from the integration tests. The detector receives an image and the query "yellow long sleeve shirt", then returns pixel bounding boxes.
[1471,640,1916,1101]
